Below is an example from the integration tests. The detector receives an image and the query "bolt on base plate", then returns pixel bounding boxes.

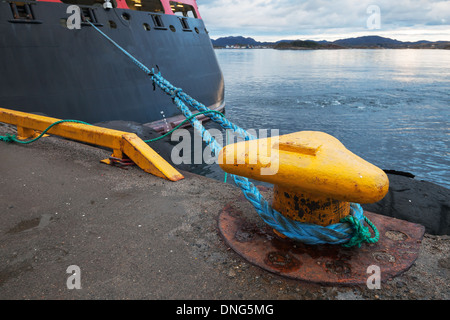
[218,200,425,286]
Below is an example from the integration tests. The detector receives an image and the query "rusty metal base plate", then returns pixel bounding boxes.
[219,202,425,286]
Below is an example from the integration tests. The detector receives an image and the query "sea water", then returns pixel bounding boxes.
[190,49,449,189]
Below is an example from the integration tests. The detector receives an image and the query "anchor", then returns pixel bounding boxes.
[218,131,425,285]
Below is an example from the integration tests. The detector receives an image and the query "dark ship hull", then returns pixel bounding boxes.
[0,0,224,132]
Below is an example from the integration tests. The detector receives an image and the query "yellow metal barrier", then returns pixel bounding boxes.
[0,107,184,182]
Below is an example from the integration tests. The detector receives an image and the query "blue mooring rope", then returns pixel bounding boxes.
[86,21,378,247]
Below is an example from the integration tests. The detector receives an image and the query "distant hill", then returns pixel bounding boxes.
[333,35,403,47]
[212,35,450,49]
[212,36,273,47]
[274,40,345,50]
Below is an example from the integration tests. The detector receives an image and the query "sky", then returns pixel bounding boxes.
[196,0,450,42]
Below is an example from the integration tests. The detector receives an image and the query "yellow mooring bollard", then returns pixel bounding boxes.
[219,131,389,233]
[217,131,427,285]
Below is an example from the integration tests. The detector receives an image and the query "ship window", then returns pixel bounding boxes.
[8,2,44,23]
[10,2,35,20]
[151,13,165,28]
[179,17,189,30]
[125,0,164,12]
[169,1,197,18]
[81,7,98,23]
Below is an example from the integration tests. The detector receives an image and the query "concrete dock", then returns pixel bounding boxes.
[0,123,448,300]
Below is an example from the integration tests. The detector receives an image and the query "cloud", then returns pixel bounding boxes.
[196,0,450,41]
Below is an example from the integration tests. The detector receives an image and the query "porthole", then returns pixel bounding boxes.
[143,23,151,31]
[122,13,131,21]
[169,25,176,32]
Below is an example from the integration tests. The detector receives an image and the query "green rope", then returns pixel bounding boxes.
[340,214,379,248]
[0,120,92,144]
[0,133,16,143]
